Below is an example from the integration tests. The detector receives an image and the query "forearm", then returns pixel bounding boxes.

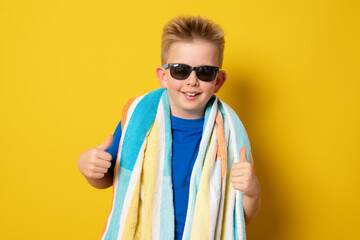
[84,171,113,189]
[242,193,260,225]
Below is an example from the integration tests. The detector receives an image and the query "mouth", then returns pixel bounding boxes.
[182,92,200,98]
[182,91,200,97]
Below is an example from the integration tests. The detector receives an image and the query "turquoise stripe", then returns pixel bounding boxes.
[159,177,175,240]
[161,91,172,177]
[120,88,164,170]
[104,167,133,240]
[211,156,222,203]
[233,206,236,239]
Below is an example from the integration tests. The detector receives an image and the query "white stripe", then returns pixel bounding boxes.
[224,190,235,239]
[101,95,144,239]
[209,126,219,240]
[152,100,165,239]
[215,169,227,240]
[236,191,244,240]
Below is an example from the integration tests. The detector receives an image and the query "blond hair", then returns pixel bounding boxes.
[161,15,225,67]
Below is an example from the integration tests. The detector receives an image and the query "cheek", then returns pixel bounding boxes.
[167,79,182,91]
[201,82,216,94]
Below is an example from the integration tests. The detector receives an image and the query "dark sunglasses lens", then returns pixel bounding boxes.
[171,64,191,79]
[197,66,217,81]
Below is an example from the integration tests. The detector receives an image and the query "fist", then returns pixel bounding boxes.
[231,146,260,198]
[77,135,114,179]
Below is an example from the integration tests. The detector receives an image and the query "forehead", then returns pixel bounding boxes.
[167,40,220,66]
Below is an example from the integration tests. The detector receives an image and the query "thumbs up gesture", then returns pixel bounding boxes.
[231,146,260,199]
[77,135,114,179]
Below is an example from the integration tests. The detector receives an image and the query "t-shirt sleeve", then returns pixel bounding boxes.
[106,120,122,177]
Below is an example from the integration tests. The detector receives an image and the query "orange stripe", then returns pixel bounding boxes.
[215,113,227,185]
[121,97,137,130]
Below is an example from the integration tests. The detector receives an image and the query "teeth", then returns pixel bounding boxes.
[185,92,197,96]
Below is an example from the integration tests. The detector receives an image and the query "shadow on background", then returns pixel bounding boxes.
[219,71,292,240]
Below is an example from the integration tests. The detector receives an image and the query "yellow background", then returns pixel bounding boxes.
[1,0,359,239]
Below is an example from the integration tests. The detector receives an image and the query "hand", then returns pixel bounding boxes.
[77,135,114,179]
[231,146,260,199]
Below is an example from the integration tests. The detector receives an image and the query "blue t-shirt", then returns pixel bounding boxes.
[106,116,203,240]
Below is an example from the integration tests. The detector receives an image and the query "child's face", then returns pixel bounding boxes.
[157,40,226,119]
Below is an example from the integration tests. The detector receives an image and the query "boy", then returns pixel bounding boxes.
[78,15,260,239]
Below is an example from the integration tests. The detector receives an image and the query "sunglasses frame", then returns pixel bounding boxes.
[163,63,220,82]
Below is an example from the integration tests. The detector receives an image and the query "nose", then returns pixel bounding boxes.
[186,70,200,86]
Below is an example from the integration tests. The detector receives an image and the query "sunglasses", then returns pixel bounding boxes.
[163,63,220,82]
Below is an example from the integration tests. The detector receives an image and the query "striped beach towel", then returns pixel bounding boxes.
[101,88,252,240]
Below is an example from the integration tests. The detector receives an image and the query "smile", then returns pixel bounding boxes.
[182,92,200,97]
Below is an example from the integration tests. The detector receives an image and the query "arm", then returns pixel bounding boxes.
[77,135,114,189]
[242,189,260,224]
[231,146,260,224]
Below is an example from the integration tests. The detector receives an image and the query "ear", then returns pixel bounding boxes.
[156,66,168,89]
[214,70,227,93]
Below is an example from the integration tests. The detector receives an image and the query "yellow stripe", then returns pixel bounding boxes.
[221,172,233,239]
[141,118,159,239]
[134,197,144,240]
[123,176,142,240]
[190,136,214,239]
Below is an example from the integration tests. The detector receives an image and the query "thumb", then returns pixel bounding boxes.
[239,146,248,163]
[97,135,114,151]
